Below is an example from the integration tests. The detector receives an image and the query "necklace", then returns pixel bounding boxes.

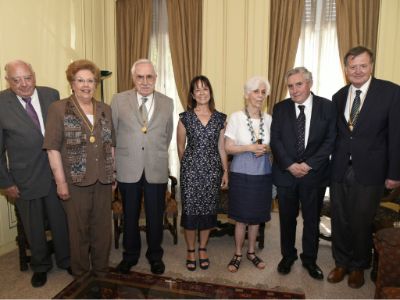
[72,96,96,143]
[245,108,264,144]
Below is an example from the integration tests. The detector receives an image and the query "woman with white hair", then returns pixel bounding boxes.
[224,76,273,272]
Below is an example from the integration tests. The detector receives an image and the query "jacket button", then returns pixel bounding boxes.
[142,147,144,150]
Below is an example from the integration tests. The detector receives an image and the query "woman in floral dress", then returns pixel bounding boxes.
[177,75,228,271]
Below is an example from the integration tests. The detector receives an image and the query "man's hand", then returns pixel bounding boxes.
[287,163,309,178]
[385,179,400,190]
[4,185,20,198]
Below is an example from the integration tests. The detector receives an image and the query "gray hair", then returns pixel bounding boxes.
[244,76,271,96]
[4,60,34,77]
[130,58,156,75]
[285,67,313,83]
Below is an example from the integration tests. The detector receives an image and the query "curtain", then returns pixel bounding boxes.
[268,0,305,113]
[166,0,202,109]
[336,0,380,75]
[149,0,184,179]
[294,0,344,99]
[116,0,152,92]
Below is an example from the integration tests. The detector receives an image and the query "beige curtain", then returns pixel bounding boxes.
[166,0,202,109]
[116,0,153,92]
[336,0,380,75]
[267,0,305,113]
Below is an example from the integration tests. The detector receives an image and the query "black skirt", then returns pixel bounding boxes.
[228,172,272,224]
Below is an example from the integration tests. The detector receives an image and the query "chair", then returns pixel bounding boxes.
[374,227,400,299]
[112,175,178,249]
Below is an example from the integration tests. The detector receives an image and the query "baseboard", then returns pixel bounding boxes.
[0,241,17,256]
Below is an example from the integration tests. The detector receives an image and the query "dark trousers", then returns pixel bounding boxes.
[16,181,70,272]
[330,166,383,270]
[119,173,166,263]
[277,183,321,264]
[63,181,112,276]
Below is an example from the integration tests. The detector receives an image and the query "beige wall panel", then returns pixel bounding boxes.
[0,0,117,102]
[202,0,270,116]
[375,0,400,84]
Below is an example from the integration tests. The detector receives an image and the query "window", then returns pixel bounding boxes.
[149,0,184,178]
[294,0,345,99]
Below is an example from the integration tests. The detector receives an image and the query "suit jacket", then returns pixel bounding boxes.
[270,94,337,187]
[0,87,60,200]
[111,89,174,184]
[331,77,400,185]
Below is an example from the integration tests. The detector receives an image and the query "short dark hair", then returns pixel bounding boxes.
[187,75,216,112]
[344,46,374,66]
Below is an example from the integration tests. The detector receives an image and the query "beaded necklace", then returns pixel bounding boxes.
[245,108,264,144]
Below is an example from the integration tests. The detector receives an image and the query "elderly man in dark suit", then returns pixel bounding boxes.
[328,46,400,289]
[0,60,70,287]
[111,59,174,275]
[270,67,337,280]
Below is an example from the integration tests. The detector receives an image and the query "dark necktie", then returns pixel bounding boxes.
[22,97,41,129]
[350,90,362,126]
[140,97,148,123]
[296,105,306,161]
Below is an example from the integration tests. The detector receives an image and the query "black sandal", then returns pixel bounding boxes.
[246,252,265,269]
[227,254,242,273]
[186,249,196,271]
[198,248,210,270]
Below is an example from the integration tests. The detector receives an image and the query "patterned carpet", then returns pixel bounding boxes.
[54,268,305,299]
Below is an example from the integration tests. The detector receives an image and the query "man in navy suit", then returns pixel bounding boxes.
[0,60,70,287]
[327,46,400,288]
[270,67,336,280]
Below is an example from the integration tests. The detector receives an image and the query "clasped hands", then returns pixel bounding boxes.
[251,144,271,157]
[287,162,312,178]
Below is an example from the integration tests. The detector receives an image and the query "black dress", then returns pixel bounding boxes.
[179,110,226,230]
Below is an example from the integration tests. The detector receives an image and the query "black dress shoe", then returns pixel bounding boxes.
[277,257,298,275]
[116,260,137,274]
[150,260,165,275]
[302,263,324,280]
[31,272,47,288]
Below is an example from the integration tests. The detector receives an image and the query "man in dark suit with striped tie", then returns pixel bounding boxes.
[328,46,400,288]
[0,60,70,287]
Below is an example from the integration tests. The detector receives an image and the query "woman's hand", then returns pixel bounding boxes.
[250,143,269,157]
[56,182,70,200]
[221,170,229,189]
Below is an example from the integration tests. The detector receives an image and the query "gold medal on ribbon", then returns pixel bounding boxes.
[141,126,147,134]
[349,124,353,131]
[89,135,96,143]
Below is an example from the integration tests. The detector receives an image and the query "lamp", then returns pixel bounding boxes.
[100,70,112,102]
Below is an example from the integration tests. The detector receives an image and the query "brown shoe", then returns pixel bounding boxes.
[348,270,364,289]
[327,267,348,283]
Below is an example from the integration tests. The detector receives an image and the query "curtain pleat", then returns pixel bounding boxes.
[166,0,202,109]
[267,0,305,113]
[336,0,380,75]
[116,0,153,92]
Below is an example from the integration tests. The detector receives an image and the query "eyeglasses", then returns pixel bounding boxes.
[135,74,155,83]
[9,75,34,85]
[74,78,96,85]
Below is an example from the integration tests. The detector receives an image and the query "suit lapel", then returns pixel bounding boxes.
[288,100,297,137]
[148,92,161,129]
[128,90,142,124]
[7,91,40,131]
[307,96,319,146]
[353,78,377,131]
